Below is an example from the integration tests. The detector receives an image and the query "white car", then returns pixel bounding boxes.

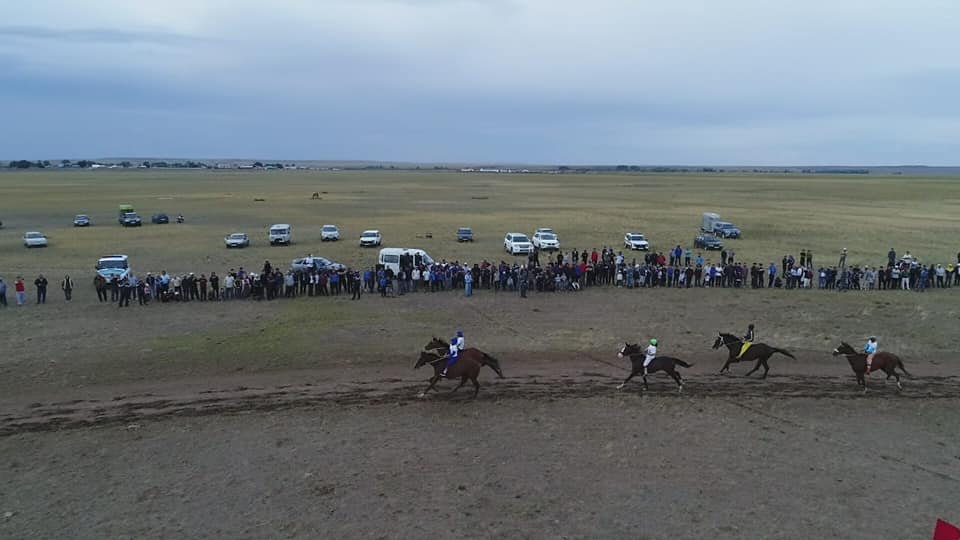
[532,231,560,251]
[624,232,650,251]
[360,230,381,247]
[534,227,555,235]
[321,224,340,241]
[225,232,250,248]
[269,224,293,245]
[504,232,533,255]
[23,231,48,248]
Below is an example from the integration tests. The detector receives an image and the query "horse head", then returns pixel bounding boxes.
[424,336,448,351]
[833,341,856,356]
[618,342,641,358]
[415,350,443,369]
[713,332,738,349]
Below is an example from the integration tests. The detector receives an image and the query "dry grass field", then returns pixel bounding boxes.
[1,170,958,539]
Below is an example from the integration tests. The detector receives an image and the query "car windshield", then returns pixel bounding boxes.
[229,234,246,239]
[540,233,556,240]
[76,215,88,219]
[719,224,735,229]
[97,260,127,269]
[458,228,471,233]
[537,229,554,234]
[323,226,337,231]
[514,235,529,242]
[272,228,289,234]
[25,232,43,238]
[362,232,377,237]
[629,234,645,240]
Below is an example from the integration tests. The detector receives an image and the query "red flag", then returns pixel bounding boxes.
[933,519,960,540]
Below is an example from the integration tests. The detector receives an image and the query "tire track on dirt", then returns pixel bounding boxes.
[1,374,957,437]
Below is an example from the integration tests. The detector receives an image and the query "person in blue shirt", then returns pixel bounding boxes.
[864,337,878,373]
[441,337,459,377]
[768,262,777,288]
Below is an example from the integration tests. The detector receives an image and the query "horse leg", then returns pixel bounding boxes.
[760,357,770,379]
[471,375,480,398]
[889,368,902,390]
[451,375,468,393]
[419,375,440,398]
[720,357,733,374]
[617,370,637,390]
[642,373,649,391]
[744,357,762,377]
[671,370,683,392]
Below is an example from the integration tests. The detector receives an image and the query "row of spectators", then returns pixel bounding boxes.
[2,248,958,307]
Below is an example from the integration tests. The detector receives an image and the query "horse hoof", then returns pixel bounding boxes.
[417,392,426,399]
[616,384,624,390]
[897,382,903,390]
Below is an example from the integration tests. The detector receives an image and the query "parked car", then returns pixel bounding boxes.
[118,212,142,227]
[504,232,533,255]
[713,222,742,239]
[23,231,48,248]
[292,255,345,273]
[96,255,131,282]
[456,227,474,242]
[532,231,560,251]
[378,248,434,275]
[224,232,250,248]
[151,213,170,224]
[73,214,91,227]
[623,232,650,251]
[269,224,293,245]
[321,224,341,241]
[360,230,382,247]
[694,233,723,250]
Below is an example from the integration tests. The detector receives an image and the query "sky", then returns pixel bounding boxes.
[1,0,958,165]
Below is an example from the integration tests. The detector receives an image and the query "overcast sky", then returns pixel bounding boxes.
[1,0,958,165]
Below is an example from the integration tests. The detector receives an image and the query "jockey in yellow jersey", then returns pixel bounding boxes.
[736,324,755,359]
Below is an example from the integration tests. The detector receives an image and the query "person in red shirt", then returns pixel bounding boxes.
[14,276,26,306]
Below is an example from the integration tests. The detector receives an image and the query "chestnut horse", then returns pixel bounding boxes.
[832,342,911,393]
[617,342,692,392]
[712,332,796,378]
[415,346,503,398]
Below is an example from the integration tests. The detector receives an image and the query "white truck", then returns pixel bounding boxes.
[378,248,434,275]
[702,212,721,233]
[269,224,292,245]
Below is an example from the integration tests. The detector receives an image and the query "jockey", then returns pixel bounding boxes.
[864,337,878,373]
[441,337,459,377]
[455,330,465,351]
[736,324,755,359]
[643,339,657,375]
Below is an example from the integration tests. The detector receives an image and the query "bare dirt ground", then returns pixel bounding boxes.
[1,287,959,538]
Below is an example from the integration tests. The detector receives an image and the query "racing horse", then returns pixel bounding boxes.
[617,343,692,392]
[832,341,911,393]
[415,344,504,398]
[712,332,796,378]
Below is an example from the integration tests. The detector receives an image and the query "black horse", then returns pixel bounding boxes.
[617,343,692,392]
[712,332,795,378]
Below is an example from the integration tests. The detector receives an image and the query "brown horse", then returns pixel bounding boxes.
[414,348,503,399]
[832,342,911,393]
[617,343,692,392]
[712,332,796,378]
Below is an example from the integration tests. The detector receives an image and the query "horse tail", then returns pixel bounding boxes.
[673,358,694,368]
[896,357,912,378]
[771,348,796,359]
[482,353,505,378]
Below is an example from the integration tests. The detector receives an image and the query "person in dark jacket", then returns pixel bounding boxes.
[34,274,48,304]
[736,324,755,358]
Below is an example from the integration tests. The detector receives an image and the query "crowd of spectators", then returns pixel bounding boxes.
[1,248,958,308]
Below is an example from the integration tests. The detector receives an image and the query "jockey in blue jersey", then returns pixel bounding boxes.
[442,336,459,377]
[455,330,465,351]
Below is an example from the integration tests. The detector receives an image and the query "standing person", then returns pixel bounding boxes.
[118,277,131,307]
[61,275,74,301]
[519,265,529,298]
[351,270,362,300]
[94,274,108,302]
[838,248,848,290]
[110,276,120,302]
[34,274,48,304]
[464,268,473,297]
[806,250,813,268]
[887,248,896,268]
[209,272,220,300]
[199,274,208,301]
[15,276,26,306]
[0,277,7,307]
[684,247,692,267]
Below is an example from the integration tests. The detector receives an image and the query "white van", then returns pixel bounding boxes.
[269,224,292,245]
[378,248,434,274]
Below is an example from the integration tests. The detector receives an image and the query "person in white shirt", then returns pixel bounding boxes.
[643,339,658,375]
[455,330,464,351]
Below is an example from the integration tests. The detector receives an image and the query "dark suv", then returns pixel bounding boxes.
[457,227,474,242]
[151,213,169,224]
[119,212,142,227]
[694,233,722,250]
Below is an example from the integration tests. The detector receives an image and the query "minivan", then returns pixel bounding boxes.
[269,224,293,245]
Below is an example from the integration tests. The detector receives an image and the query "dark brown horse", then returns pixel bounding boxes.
[713,332,795,378]
[832,341,911,393]
[414,347,503,398]
[617,343,692,392]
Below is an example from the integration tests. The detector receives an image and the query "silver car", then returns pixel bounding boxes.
[24,231,49,248]
[224,233,250,248]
